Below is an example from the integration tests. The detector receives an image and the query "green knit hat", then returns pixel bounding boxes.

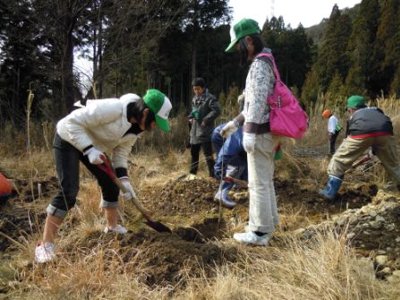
[346,95,366,109]
[225,18,261,53]
[143,89,172,132]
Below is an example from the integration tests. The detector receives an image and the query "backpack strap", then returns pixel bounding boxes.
[256,52,281,82]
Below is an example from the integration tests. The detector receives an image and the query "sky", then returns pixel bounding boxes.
[229,0,362,28]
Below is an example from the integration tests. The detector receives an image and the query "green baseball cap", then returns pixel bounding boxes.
[346,95,365,109]
[143,89,172,132]
[225,18,261,53]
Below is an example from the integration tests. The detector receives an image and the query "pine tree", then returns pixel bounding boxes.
[262,17,312,92]
[316,4,352,93]
[345,0,380,96]
[375,0,400,95]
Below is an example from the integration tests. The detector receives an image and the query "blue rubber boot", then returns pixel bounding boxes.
[319,175,342,200]
[215,181,236,208]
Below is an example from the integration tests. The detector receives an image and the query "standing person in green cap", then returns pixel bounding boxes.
[35,89,172,263]
[188,77,221,177]
[221,18,279,246]
[320,95,400,200]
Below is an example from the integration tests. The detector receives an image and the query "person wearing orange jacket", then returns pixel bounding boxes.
[0,172,12,203]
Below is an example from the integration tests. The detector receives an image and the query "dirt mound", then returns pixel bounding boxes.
[337,192,400,279]
[271,178,375,231]
[59,225,238,287]
[295,190,400,279]
[141,175,220,217]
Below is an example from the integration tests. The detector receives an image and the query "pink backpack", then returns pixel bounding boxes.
[257,52,309,139]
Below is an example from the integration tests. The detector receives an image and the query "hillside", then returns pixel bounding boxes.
[1,116,400,298]
[305,4,360,45]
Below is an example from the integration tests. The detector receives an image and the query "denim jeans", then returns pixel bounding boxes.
[47,134,119,218]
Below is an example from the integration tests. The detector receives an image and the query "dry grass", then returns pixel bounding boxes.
[174,231,397,300]
[1,97,400,299]
[5,206,399,300]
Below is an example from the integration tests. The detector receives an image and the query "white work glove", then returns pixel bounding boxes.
[226,164,238,178]
[243,132,256,153]
[220,120,239,138]
[119,177,137,201]
[84,147,104,165]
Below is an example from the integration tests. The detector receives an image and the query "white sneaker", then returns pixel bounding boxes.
[104,224,128,234]
[35,242,56,263]
[233,231,270,246]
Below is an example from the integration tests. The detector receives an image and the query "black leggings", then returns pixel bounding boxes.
[50,134,119,213]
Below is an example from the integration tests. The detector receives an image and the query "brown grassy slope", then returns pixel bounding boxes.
[0,99,400,299]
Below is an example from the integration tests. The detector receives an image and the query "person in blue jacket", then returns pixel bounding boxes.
[211,123,248,208]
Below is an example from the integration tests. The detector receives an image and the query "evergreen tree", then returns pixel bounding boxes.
[181,0,231,105]
[301,67,320,109]
[345,0,380,96]
[375,0,400,95]
[262,17,312,93]
[315,4,352,93]
[0,0,52,126]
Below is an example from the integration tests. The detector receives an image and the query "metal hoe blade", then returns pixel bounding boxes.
[144,219,172,233]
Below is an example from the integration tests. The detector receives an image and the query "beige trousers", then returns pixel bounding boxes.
[247,133,279,233]
[328,135,400,183]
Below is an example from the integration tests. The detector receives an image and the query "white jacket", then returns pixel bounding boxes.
[57,93,141,169]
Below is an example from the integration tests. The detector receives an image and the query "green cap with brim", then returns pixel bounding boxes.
[225,18,261,53]
[143,89,172,132]
[346,95,365,109]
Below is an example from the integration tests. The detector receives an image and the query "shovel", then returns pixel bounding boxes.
[97,156,171,233]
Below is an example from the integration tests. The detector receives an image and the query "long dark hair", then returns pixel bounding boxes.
[238,34,264,66]
[127,99,156,130]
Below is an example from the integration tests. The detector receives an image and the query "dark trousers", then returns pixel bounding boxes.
[190,142,215,177]
[50,134,119,214]
[329,132,339,155]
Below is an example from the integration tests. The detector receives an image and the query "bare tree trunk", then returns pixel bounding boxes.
[62,27,75,114]
[92,1,103,99]
[189,43,197,108]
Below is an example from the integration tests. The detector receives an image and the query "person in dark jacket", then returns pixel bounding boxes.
[212,123,248,208]
[320,95,400,200]
[188,77,221,177]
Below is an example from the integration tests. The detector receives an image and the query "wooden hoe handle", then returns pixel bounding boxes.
[97,156,152,220]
